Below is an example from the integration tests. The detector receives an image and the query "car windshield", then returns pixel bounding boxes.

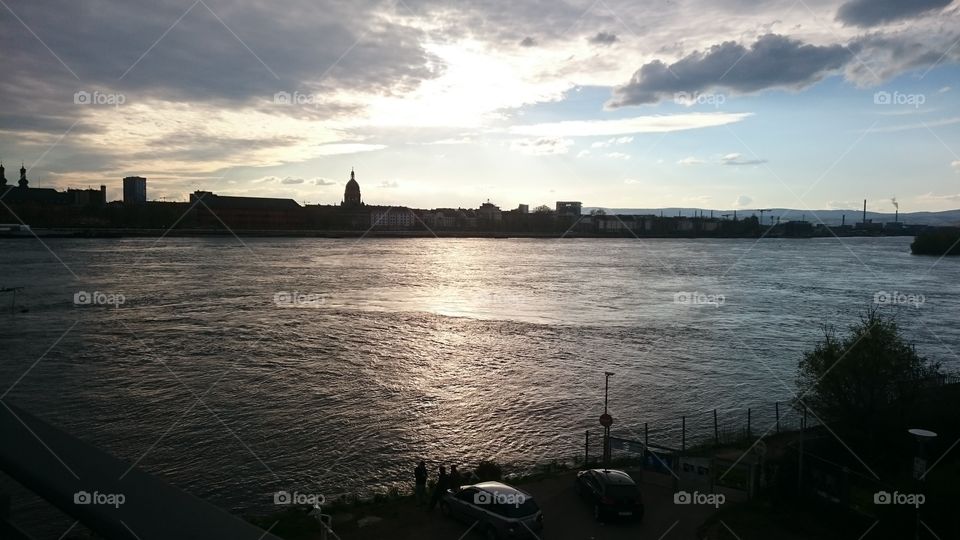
[493,498,540,518]
[606,485,638,499]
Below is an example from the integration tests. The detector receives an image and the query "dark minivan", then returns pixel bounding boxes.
[574,469,644,522]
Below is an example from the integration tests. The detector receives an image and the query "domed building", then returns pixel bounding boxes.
[342,169,362,207]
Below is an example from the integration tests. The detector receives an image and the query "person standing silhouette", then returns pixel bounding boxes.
[429,465,448,510]
[449,464,463,491]
[414,460,428,506]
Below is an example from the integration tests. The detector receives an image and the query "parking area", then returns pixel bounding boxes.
[337,469,730,539]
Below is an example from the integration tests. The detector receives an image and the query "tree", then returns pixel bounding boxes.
[533,204,553,214]
[796,309,941,427]
[590,208,607,216]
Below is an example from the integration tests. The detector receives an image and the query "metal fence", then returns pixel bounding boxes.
[584,400,815,463]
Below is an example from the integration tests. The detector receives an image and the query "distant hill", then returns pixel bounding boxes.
[583,207,960,227]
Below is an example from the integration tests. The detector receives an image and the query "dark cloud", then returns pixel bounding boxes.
[608,34,850,107]
[520,36,536,47]
[0,0,440,122]
[836,0,952,27]
[588,32,618,45]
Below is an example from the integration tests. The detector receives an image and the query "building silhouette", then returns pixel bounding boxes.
[342,169,362,207]
[18,163,28,188]
[123,176,147,204]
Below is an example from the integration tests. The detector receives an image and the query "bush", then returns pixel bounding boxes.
[474,460,503,481]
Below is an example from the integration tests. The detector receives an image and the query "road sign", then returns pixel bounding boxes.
[599,413,613,427]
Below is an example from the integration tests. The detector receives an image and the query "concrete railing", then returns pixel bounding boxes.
[0,401,283,540]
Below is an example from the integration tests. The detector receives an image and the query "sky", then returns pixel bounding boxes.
[1,0,959,213]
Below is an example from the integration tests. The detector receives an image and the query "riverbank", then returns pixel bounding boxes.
[247,468,723,540]
[0,227,923,239]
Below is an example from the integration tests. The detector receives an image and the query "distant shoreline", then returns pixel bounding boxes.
[0,227,922,239]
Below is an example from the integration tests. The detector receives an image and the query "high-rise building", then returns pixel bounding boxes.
[123,176,147,204]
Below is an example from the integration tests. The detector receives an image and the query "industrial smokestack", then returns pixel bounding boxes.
[842,214,845,226]
[892,197,899,222]
[863,199,867,224]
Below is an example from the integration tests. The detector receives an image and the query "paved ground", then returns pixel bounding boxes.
[333,469,734,539]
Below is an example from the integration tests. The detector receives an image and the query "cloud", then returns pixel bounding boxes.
[624,179,642,184]
[577,149,591,158]
[605,152,631,160]
[510,137,574,155]
[733,195,753,207]
[721,152,767,166]
[940,86,952,93]
[836,0,952,27]
[678,157,704,165]
[519,37,536,47]
[510,112,751,137]
[313,143,387,156]
[867,116,960,133]
[952,160,960,172]
[314,178,337,186]
[588,32,619,45]
[608,34,850,107]
[591,136,633,148]
[378,180,400,188]
[281,177,305,184]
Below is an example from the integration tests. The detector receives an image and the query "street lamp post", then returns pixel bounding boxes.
[908,428,937,540]
[601,372,614,467]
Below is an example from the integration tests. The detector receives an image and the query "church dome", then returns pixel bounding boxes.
[342,169,362,206]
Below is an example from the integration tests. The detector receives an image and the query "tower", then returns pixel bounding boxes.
[18,163,28,188]
[0,161,6,187]
[342,168,362,207]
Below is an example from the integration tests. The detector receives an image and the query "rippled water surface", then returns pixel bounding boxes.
[1,236,958,534]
